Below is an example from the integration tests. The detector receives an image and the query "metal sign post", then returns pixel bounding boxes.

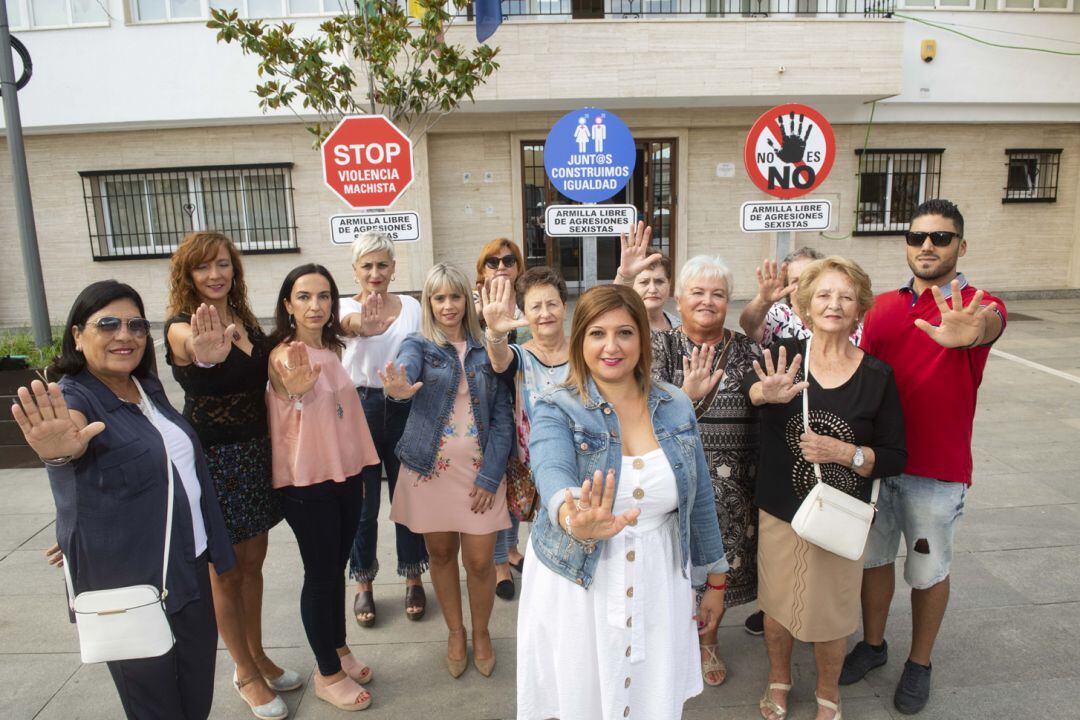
[0,10,51,347]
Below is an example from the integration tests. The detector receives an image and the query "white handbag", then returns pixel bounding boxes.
[62,378,176,664]
[789,335,879,562]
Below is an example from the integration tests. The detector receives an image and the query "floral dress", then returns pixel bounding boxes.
[650,329,762,607]
[390,342,510,535]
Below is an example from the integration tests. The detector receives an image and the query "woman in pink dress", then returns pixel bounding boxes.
[382,263,514,679]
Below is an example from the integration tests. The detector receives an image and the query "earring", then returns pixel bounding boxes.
[289,315,295,328]
[391,274,396,281]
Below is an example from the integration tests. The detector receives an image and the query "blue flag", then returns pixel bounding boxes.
[475,0,501,42]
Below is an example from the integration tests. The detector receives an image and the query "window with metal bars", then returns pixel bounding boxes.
[79,164,299,260]
[854,149,944,236]
[1003,149,1061,203]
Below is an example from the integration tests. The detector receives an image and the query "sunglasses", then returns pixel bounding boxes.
[484,254,518,270]
[85,316,152,338]
[904,231,960,248]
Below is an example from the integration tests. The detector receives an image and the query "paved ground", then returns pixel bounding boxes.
[3,298,1080,720]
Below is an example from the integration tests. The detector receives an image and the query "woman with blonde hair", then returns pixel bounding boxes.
[517,284,729,720]
[165,232,296,719]
[744,256,906,720]
[382,263,514,678]
[338,231,429,627]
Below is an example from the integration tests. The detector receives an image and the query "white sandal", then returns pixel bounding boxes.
[759,682,791,720]
[233,670,288,720]
[816,694,843,720]
[700,643,727,686]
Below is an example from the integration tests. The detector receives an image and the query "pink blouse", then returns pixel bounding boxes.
[267,344,378,489]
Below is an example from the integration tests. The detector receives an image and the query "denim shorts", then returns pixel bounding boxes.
[864,473,968,590]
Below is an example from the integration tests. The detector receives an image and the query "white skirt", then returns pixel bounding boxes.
[516,450,702,720]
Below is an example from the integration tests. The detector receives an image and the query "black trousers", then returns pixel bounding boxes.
[107,554,218,720]
[280,473,364,675]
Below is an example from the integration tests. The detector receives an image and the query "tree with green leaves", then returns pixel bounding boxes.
[208,0,500,145]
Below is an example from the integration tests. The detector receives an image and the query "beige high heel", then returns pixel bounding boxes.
[472,630,495,677]
[446,628,468,678]
[314,674,371,712]
[816,694,843,720]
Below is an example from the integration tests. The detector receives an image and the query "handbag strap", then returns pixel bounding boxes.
[801,335,881,505]
[133,378,175,602]
[61,379,175,606]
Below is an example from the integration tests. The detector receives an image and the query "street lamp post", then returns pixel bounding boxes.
[0,4,51,348]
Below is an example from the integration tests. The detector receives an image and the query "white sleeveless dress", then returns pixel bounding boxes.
[516,449,702,720]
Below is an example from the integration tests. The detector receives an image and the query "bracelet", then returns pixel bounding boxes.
[194,360,216,369]
[41,455,73,467]
[485,329,508,345]
[287,393,303,411]
[615,270,634,283]
[705,581,727,591]
[563,513,598,552]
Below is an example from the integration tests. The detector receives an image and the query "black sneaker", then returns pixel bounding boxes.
[894,660,932,714]
[839,639,888,685]
[744,610,765,636]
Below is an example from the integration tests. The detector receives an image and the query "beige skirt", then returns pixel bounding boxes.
[757,510,864,643]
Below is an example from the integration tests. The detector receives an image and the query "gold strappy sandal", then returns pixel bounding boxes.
[816,694,842,719]
[700,643,727,686]
[759,682,792,719]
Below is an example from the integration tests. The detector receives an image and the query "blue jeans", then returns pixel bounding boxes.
[864,473,967,590]
[348,388,429,583]
[493,514,521,565]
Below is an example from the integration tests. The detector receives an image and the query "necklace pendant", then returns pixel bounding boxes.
[337,402,344,419]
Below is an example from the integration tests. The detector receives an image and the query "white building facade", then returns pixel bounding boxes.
[1,0,1079,324]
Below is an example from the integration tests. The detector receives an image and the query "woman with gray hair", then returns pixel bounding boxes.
[650,255,763,688]
[339,231,429,628]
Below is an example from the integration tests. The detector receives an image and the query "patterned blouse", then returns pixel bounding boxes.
[650,328,762,607]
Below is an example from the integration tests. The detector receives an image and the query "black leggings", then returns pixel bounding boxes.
[280,474,363,675]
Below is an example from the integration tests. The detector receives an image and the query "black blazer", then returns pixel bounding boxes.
[48,370,235,614]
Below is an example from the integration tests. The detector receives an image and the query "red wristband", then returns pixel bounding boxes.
[706,581,727,591]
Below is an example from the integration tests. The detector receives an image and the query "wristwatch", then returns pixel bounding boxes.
[851,446,865,469]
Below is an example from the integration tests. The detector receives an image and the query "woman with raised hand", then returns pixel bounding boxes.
[650,255,763,687]
[480,267,572,601]
[516,284,729,720]
[165,232,296,720]
[382,263,514,678]
[743,257,906,720]
[613,221,681,332]
[266,265,379,713]
[338,231,429,628]
[11,280,235,719]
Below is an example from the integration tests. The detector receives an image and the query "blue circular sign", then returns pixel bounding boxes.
[544,108,636,204]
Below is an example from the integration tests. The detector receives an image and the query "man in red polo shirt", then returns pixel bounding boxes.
[839,199,1006,715]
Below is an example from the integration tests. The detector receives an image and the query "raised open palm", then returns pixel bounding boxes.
[357,293,397,337]
[617,221,660,282]
[563,470,640,542]
[752,345,809,405]
[10,380,104,461]
[480,276,528,336]
[275,342,321,397]
[681,343,725,402]
[915,281,997,349]
[378,362,423,401]
[755,259,798,305]
[190,303,237,365]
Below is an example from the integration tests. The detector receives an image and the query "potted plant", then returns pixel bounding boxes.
[1,329,62,469]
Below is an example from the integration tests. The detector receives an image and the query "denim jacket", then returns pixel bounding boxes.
[528,378,729,589]
[392,333,514,493]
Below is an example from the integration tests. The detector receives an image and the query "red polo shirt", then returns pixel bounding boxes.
[859,275,1006,485]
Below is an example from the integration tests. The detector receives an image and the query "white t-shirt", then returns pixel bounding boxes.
[142,398,208,558]
[339,294,422,388]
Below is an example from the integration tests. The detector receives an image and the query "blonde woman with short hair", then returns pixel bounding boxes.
[338,231,429,628]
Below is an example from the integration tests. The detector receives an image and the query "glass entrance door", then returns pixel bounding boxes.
[521,139,677,293]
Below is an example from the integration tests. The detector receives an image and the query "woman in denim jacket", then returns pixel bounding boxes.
[382,263,513,679]
[516,284,729,720]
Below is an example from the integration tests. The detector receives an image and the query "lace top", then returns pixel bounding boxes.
[164,315,271,448]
